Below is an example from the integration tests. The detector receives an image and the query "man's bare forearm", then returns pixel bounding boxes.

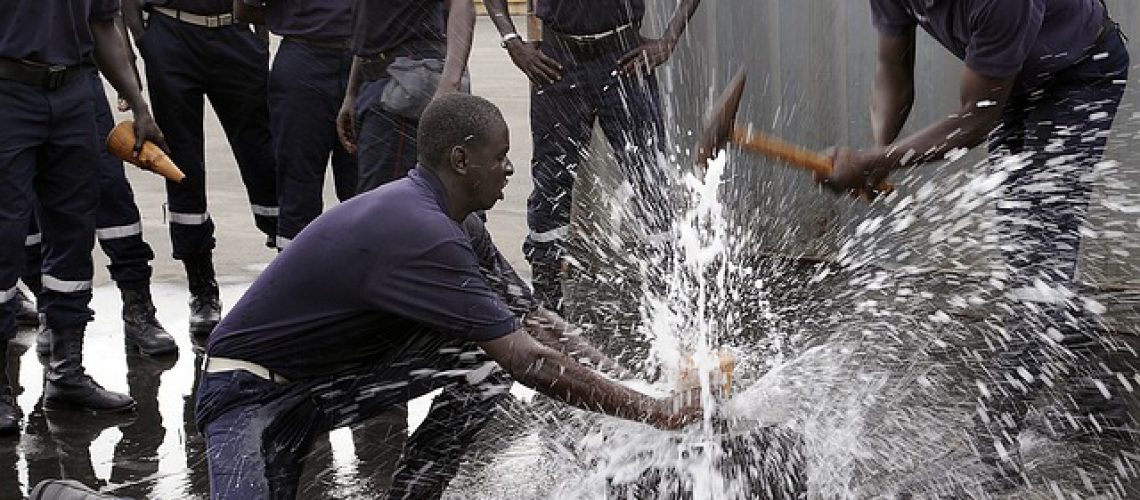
[871,63,914,146]
[525,308,630,377]
[481,332,662,423]
[92,18,147,110]
[344,56,362,99]
[482,0,519,37]
[440,0,475,90]
[870,32,916,146]
[121,0,146,41]
[661,0,701,47]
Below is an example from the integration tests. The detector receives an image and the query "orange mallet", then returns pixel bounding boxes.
[695,68,892,195]
[107,121,185,183]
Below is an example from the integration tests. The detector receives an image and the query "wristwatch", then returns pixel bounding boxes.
[500,32,522,48]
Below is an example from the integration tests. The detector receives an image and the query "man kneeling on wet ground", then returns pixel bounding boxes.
[195,93,701,499]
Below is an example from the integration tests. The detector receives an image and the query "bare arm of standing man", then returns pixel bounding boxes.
[616,0,702,76]
[91,14,167,153]
[436,0,475,96]
[482,0,562,84]
[820,30,1016,197]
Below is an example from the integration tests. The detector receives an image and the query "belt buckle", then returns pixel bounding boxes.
[44,65,67,91]
[206,15,219,28]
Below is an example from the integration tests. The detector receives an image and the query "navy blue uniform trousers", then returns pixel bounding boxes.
[353,70,421,192]
[523,35,671,309]
[136,12,278,259]
[976,28,1131,462]
[23,72,158,293]
[196,334,511,500]
[0,69,101,340]
[269,39,357,249]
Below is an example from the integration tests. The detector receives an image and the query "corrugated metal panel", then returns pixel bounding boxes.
[652,0,1140,287]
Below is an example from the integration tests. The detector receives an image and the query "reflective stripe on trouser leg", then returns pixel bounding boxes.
[41,275,93,293]
[26,70,100,331]
[0,285,16,304]
[142,16,275,258]
[271,40,355,242]
[527,225,570,245]
[91,79,155,288]
[96,222,142,240]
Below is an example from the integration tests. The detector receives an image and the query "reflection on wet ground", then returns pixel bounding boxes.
[0,283,435,499]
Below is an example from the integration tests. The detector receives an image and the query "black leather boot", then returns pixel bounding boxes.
[121,287,177,356]
[13,288,38,327]
[184,255,221,338]
[43,327,136,413]
[0,340,20,435]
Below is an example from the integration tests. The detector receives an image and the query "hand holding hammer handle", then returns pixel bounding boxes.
[730,128,894,194]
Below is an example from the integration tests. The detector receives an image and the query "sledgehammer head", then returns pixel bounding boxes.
[695,68,748,172]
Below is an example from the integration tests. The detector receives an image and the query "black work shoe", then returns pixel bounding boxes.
[43,328,136,414]
[13,288,38,327]
[184,255,221,338]
[44,374,136,414]
[188,295,221,338]
[121,288,177,356]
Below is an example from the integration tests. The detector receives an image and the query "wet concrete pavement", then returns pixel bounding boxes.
[0,17,538,499]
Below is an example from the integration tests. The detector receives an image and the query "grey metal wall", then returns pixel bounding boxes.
[650,0,1140,288]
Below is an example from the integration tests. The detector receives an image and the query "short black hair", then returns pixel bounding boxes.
[417,93,506,169]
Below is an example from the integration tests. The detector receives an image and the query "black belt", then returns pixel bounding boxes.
[0,58,86,91]
[150,6,237,28]
[283,35,352,51]
[546,24,640,58]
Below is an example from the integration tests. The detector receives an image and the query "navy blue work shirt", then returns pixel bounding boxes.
[351,0,444,58]
[247,0,355,39]
[870,0,1107,94]
[0,0,120,66]
[537,0,645,35]
[145,0,231,15]
[206,165,535,380]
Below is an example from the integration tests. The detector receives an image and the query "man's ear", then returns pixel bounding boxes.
[449,145,468,175]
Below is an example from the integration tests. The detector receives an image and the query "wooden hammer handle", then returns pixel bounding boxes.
[731,129,893,194]
[731,129,833,176]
